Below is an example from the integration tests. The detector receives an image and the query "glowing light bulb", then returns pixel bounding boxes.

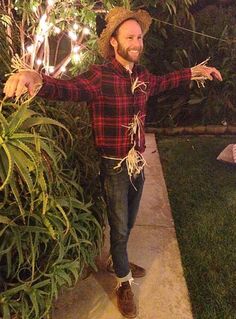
[27,45,34,53]
[68,31,77,41]
[54,26,61,34]
[60,66,66,72]
[40,14,47,25]
[83,27,90,35]
[73,23,79,31]
[32,5,37,12]
[73,53,81,63]
[36,59,42,65]
[72,45,80,53]
[36,34,44,42]
[42,22,53,33]
[48,66,55,74]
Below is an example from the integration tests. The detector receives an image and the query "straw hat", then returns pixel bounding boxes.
[98,7,152,59]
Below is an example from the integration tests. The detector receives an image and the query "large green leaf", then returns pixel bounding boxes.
[0,137,13,191]
[20,116,73,140]
[0,215,16,225]
[9,145,34,194]
[7,103,33,136]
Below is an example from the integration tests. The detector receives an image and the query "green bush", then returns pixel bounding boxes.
[145,2,236,127]
[0,100,105,319]
[0,1,106,317]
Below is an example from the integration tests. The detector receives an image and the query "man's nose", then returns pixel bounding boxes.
[133,38,142,47]
[132,39,140,48]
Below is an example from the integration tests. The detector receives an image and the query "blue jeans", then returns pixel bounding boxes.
[100,158,145,279]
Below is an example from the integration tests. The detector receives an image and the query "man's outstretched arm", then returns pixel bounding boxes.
[3,66,101,102]
[148,59,222,96]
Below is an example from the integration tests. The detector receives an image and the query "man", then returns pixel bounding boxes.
[4,7,222,318]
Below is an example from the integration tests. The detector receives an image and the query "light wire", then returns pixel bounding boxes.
[152,17,235,44]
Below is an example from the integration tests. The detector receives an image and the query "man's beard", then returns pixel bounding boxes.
[117,41,143,63]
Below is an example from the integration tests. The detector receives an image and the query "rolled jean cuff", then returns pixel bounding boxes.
[116,271,133,284]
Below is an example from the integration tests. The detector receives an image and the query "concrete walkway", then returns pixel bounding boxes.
[52,133,193,319]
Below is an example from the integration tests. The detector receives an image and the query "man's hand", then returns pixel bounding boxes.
[191,64,223,82]
[3,70,43,98]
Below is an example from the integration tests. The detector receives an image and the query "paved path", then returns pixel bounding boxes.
[52,133,193,319]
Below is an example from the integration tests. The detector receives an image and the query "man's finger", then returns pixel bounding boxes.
[28,82,40,97]
[15,78,28,97]
[3,76,13,97]
[208,74,213,81]
[211,69,223,81]
[15,84,28,97]
[4,75,20,98]
[205,66,222,81]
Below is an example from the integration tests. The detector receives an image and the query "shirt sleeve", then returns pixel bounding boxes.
[148,68,191,97]
[37,64,101,102]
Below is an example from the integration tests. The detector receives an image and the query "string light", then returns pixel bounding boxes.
[36,59,42,65]
[20,2,93,77]
[47,0,55,5]
[68,31,77,41]
[48,66,55,73]
[73,23,79,31]
[54,26,61,34]
[27,45,34,53]
[36,35,44,42]
[73,53,81,63]
[32,5,38,13]
[43,23,51,33]
[83,27,90,35]
[38,14,53,34]
[72,45,80,53]
[39,14,47,26]
[60,66,66,72]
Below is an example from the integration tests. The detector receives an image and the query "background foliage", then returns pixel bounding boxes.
[145,1,236,127]
[0,1,106,318]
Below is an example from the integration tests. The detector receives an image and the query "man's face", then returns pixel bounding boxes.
[111,19,144,64]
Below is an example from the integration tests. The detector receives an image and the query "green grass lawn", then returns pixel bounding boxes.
[157,136,236,319]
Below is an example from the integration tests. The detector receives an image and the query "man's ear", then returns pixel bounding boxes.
[110,37,117,49]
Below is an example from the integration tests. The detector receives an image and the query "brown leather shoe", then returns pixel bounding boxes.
[116,281,137,318]
[129,262,146,278]
[107,259,146,278]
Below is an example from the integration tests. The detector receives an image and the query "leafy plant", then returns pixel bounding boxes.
[0,1,107,318]
[145,2,236,127]
[0,98,104,319]
[189,5,236,125]
[0,101,70,217]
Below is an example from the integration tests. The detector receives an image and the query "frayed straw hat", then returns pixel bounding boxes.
[98,7,152,59]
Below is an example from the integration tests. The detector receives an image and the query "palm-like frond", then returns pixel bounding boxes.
[0,102,71,219]
[0,2,106,318]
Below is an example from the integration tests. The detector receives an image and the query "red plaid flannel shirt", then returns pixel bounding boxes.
[38,59,191,158]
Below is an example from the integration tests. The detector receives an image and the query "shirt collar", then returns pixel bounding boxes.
[110,58,139,78]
